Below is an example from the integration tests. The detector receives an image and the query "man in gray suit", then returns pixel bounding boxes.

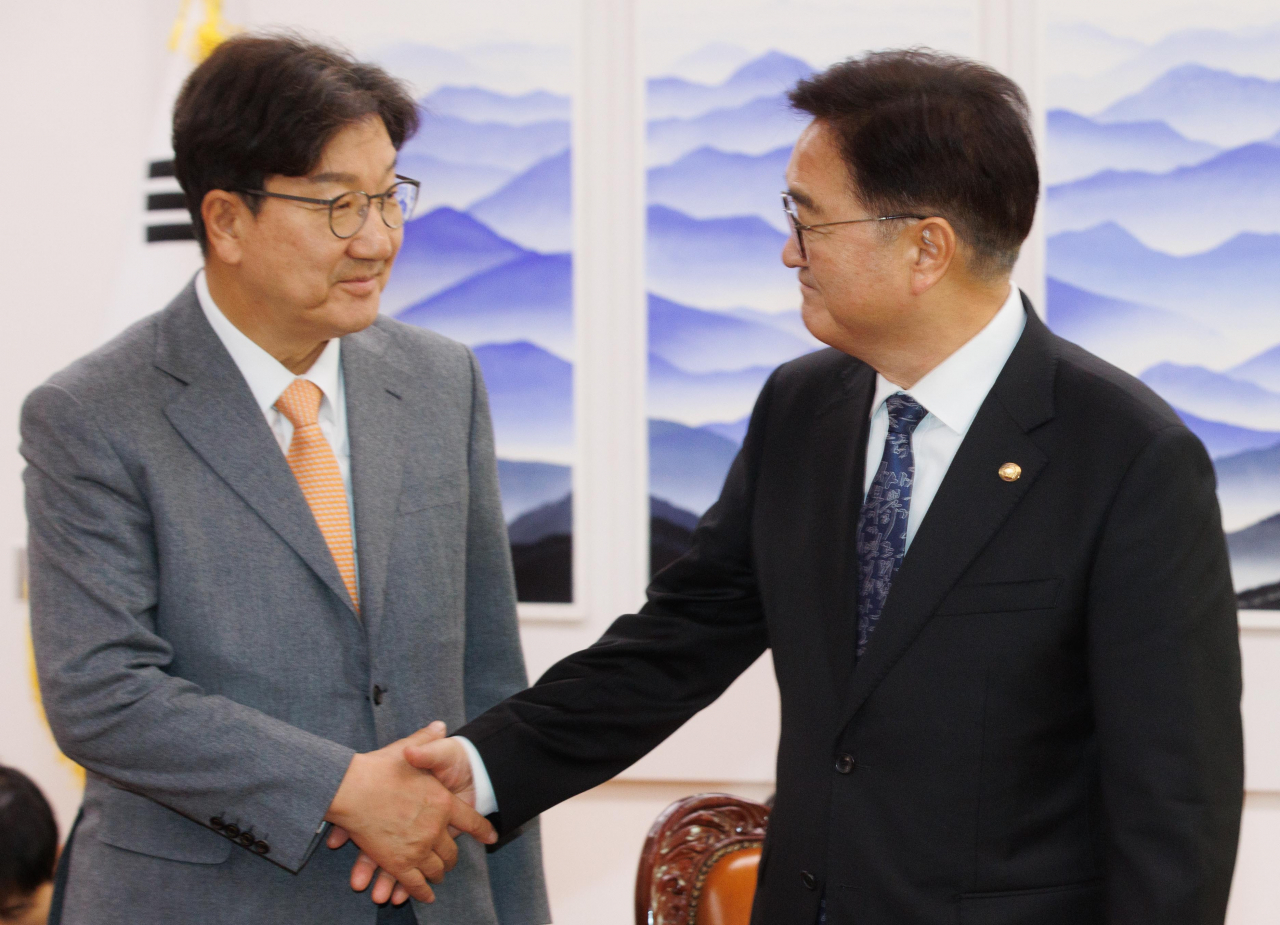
[21,34,549,925]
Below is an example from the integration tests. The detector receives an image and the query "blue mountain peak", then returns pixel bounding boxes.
[423,85,569,121]
[512,148,569,178]
[382,207,531,314]
[1194,232,1280,264]
[1048,108,1209,145]
[427,84,568,107]
[1064,218,1146,244]
[1053,221,1148,251]
[397,251,572,332]
[726,50,814,87]
[1155,62,1275,88]
[1233,345,1280,369]
[1200,141,1280,171]
[465,149,572,252]
[1141,362,1280,403]
[1049,139,1280,196]
[667,144,792,169]
[1228,343,1280,393]
[472,341,572,397]
[1047,108,1091,128]
[1095,64,1280,149]
[402,206,526,252]
[648,417,743,516]
[464,251,569,288]
[647,203,784,239]
[473,340,570,367]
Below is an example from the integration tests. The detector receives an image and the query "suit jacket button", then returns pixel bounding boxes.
[237,832,255,847]
[210,816,226,831]
[253,840,270,855]
[835,754,855,774]
[801,870,818,890]
[223,824,240,838]
[372,685,385,706]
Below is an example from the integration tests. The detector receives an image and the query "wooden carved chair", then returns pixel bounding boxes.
[635,793,771,925]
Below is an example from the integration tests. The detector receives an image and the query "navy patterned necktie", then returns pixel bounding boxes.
[855,393,929,658]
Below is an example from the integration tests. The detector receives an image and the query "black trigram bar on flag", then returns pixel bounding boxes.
[145,159,194,242]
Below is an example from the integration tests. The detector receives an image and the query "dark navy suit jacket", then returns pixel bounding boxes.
[462,300,1243,925]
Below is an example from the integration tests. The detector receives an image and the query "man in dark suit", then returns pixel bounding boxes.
[353,49,1244,924]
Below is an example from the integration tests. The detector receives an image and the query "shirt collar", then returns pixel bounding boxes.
[869,285,1027,437]
[195,269,342,415]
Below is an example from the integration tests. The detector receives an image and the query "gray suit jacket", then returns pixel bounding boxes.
[22,282,550,925]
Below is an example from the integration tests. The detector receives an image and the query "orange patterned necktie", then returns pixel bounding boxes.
[274,378,359,610]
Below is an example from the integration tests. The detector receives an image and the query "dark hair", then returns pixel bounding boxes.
[789,48,1038,276]
[0,766,57,898]
[173,33,420,250]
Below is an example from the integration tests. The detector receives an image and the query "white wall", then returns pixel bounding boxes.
[1,3,1277,924]
[0,0,177,834]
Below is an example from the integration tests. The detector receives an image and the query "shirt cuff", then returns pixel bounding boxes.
[454,735,498,817]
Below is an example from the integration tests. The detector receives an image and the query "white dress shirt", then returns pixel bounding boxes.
[465,287,1028,819]
[195,270,357,556]
[863,285,1026,550]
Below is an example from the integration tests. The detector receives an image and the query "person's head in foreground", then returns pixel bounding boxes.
[0,767,57,925]
[174,32,421,371]
[783,48,1038,384]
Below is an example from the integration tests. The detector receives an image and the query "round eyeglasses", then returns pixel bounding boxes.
[238,176,421,239]
[781,192,925,260]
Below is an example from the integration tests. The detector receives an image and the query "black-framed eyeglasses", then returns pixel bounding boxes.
[781,192,925,260]
[237,175,421,239]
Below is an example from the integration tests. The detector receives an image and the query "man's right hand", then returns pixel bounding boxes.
[336,734,484,905]
[324,723,497,904]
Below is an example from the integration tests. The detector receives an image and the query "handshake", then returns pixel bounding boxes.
[323,721,488,907]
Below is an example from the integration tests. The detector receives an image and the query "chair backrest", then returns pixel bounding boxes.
[635,793,771,925]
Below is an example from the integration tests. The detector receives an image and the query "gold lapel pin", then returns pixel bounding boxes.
[999,462,1022,482]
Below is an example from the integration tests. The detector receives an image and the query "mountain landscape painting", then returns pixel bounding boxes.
[374,43,575,603]
[1044,17,1280,607]
[640,0,977,573]
[643,48,824,572]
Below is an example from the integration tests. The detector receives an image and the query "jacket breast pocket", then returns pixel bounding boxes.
[959,879,1102,925]
[935,578,1061,616]
[94,785,231,865]
[398,466,467,514]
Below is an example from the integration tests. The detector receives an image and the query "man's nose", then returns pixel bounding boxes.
[348,205,396,261]
[782,231,806,268]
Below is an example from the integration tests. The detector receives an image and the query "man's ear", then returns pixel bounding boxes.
[202,190,249,265]
[908,216,956,296]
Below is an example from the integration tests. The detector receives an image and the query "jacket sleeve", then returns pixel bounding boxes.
[1087,424,1243,924]
[459,350,552,925]
[21,382,355,874]
[458,372,776,834]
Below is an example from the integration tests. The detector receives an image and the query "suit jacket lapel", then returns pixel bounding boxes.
[811,362,876,702]
[155,286,358,615]
[839,301,1058,727]
[342,323,410,642]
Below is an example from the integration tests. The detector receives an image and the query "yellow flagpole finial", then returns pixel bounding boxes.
[194,0,238,63]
